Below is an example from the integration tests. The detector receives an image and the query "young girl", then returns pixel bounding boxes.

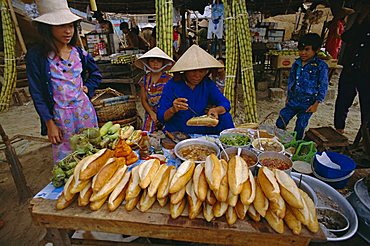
[26,0,102,163]
[134,47,174,132]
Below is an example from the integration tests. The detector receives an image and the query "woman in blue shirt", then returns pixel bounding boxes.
[157,45,234,134]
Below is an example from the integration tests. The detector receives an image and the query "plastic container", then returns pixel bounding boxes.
[313,152,356,179]
[312,167,355,189]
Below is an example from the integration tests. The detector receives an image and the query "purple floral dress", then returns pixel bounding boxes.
[48,47,98,162]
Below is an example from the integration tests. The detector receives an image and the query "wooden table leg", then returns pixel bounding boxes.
[42,228,72,246]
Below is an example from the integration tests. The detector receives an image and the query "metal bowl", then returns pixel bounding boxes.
[258,151,293,174]
[174,139,220,164]
[219,132,251,148]
[252,138,285,153]
[316,207,350,233]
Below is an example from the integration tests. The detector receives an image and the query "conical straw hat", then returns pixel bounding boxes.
[170,45,224,73]
[198,19,209,28]
[134,47,174,70]
[33,0,81,25]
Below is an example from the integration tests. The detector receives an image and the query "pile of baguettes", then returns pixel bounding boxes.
[57,151,319,235]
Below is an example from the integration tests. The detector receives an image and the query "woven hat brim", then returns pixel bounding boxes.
[170,45,224,73]
[134,47,174,70]
[33,9,81,25]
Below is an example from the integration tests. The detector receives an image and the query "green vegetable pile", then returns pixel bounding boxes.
[219,134,250,146]
[51,152,82,187]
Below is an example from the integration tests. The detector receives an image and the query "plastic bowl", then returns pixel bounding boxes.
[220,147,258,173]
[313,152,356,179]
[312,167,355,189]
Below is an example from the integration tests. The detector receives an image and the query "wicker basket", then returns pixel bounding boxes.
[92,88,137,123]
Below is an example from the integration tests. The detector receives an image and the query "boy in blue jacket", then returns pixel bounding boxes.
[276,33,328,139]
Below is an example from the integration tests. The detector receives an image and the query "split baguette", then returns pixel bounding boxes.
[193,163,208,202]
[290,191,310,226]
[125,191,141,211]
[90,195,108,211]
[170,185,186,204]
[108,171,131,211]
[90,165,127,202]
[240,169,256,206]
[205,154,223,192]
[169,160,195,194]
[226,206,238,225]
[284,206,302,235]
[235,199,249,220]
[300,189,319,233]
[170,199,186,219]
[78,181,92,207]
[227,189,238,207]
[125,165,141,200]
[258,166,280,203]
[138,159,160,189]
[56,192,75,210]
[79,149,114,180]
[247,204,261,222]
[206,189,217,205]
[186,180,202,219]
[203,202,214,222]
[157,167,176,199]
[63,175,76,201]
[71,158,90,194]
[92,158,119,192]
[253,179,269,217]
[213,201,228,218]
[138,189,156,212]
[275,169,303,209]
[148,163,170,197]
[215,159,228,202]
[157,197,168,207]
[269,194,286,219]
[265,210,285,234]
[186,115,219,127]
[228,156,249,196]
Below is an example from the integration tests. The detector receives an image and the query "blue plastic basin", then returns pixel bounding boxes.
[313,152,356,179]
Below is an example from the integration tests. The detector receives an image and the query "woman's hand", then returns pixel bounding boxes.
[149,111,158,122]
[306,101,319,113]
[207,107,219,119]
[172,98,188,113]
[46,120,63,144]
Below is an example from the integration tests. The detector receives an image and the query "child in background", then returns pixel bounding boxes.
[276,33,328,139]
[211,57,226,93]
[26,0,102,163]
[134,47,174,132]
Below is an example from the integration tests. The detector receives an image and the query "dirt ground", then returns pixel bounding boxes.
[0,72,363,245]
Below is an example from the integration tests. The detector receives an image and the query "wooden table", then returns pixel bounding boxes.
[30,198,325,246]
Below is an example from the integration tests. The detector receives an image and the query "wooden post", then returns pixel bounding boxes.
[7,0,27,54]
[0,124,32,203]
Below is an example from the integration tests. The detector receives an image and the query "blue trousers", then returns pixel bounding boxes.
[276,99,313,140]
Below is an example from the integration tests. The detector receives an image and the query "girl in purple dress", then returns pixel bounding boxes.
[26,0,102,163]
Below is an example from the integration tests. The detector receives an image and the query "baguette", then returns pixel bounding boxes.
[139,159,160,189]
[157,197,168,207]
[206,189,217,205]
[125,165,141,200]
[108,171,131,212]
[186,180,202,219]
[90,165,127,202]
[92,158,119,193]
[240,169,256,206]
[148,164,170,197]
[170,185,186,204]
[235,199,249,220]
[169,160,195,194]
[213,201,228,218]
[265,210,285,234]
[56,192,75,210]
[290,193,310,226]
[157,167,176,199]
[274,169,303,209]
[269,194,286,219]
[193,163,208,201]
[138,189,156,212]
[247,204,261,222]
[203,202,214,222]
[71,158,90,194]
[215,159,228,202]
[253,180,269,217]
[170,199,186,219]
[284,206,302,235]
[205,154,222,192]
[300,189,319,233]
[228,156,249,196]
[64,175,76,201]
[258,166,280,203]
[79,149,114,180]
[78,181,92,207]
[90,195,108,211]
[226,206,238,225]
[186,115,219,127]
[125,192,141,211]
[227,189,238,207]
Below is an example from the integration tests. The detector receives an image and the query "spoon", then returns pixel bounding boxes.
[256,129,264,151]
[217,139,229,161]
[237,147,242,157]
